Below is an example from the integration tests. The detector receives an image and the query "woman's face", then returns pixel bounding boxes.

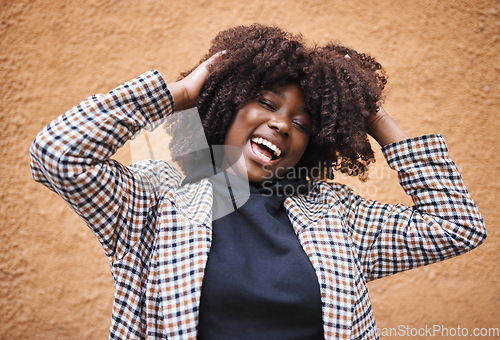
[223,82,312,184]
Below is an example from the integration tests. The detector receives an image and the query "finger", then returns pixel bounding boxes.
[198,50,227,73]
[187,50,227,81]
[204,50,227,66]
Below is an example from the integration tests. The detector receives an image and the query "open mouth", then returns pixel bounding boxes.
[250,137,283,162]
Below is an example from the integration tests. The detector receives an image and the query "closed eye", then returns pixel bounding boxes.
[258,99,276,111]
[293,120,310,133]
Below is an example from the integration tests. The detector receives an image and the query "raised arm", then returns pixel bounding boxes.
[337,109,486,280]
[29,70,176,260]
[29,53,224,261]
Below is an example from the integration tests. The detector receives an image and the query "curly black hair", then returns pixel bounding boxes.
[169,24,387,181]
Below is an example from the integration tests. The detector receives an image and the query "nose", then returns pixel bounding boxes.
[267,115,290,137]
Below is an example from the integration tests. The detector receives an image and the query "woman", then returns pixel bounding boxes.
[30,24,486,339]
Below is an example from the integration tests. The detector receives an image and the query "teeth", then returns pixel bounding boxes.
[251,137,282,157]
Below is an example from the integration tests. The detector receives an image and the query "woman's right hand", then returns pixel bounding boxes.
[168,51,226,112]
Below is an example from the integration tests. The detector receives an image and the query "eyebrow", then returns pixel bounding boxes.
[263,88,312,116]
[266,88,284,98]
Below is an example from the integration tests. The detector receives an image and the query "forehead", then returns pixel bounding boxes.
[263,81,302,94]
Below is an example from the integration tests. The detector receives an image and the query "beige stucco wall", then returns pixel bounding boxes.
[1,0,499,338]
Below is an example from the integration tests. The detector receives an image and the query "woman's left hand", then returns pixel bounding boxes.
[367,106,409,146]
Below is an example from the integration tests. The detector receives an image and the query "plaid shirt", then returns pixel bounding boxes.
[30,70,486,339]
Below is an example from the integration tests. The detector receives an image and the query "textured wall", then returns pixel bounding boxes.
[1,0,499,338]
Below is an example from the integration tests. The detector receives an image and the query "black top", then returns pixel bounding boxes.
[182,158,324,340]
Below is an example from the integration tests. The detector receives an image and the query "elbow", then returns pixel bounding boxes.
[29,135,44,180]
[465,217,487,251]
[475,220,487,247]
[29,132,59,183]
[30,136,48,184]
[29,136,43,165]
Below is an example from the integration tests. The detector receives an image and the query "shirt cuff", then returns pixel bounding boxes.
[382,134,449,171]
[121,69,174,131]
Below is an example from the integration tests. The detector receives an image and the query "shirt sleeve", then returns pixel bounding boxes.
[336,134,487,281]
[29,70,179,262]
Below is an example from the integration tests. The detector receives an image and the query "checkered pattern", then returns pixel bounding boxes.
[30,70,486,339]
[285,134,487,338]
